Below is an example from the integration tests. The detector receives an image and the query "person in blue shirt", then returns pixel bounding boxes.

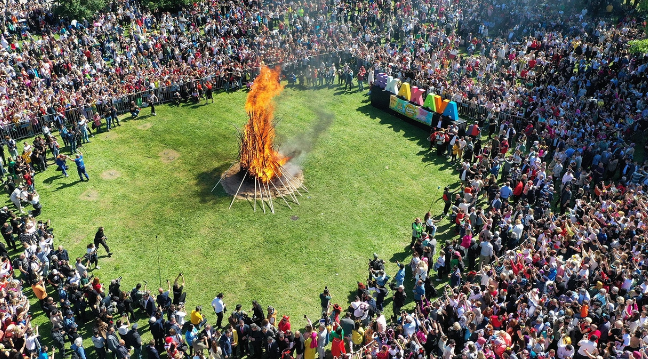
[219,329,233,359]
[55,154,69,177]
[38,346,51,359]
[499,182,513,201]
[74,152,90,181]
[394,263,406,288]
[185,324,198,355]
[71,337,87,359]
[413,280,425,305]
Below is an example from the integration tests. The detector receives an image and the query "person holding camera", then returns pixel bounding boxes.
[319,287,331,313]
[173,273,186,305]
[191,306,208,330]
[211,292,226,329]
[94,227,112,258]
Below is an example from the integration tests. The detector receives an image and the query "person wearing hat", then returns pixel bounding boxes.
[125,323,142,359]
[278,315,291,333]
[211,292,226,329]
[51,325,67,357]
[73,151,89,181]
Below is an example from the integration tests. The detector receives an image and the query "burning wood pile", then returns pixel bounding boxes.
[215,66,307,213]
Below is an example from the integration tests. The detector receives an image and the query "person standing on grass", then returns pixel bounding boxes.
[6,136,17,159]
[55,154,69,177]
[205,81,214,104]
[172,273,186,305]
[211,292,225,329]
[78,117,91,144]
[1,222,16,250]
[146,340,161,359]
[125,323,143,359]
[92,329,107,359]
[94,227,112,257]
[85,244,100,270]
[111,104,121,127]
[149,91,158,116]
[73,152,89,181]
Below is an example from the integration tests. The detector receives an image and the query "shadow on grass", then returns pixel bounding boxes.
[355,103,430,149]
[194,161,239,203]
[56,180,83,190]
[42,174,62,184]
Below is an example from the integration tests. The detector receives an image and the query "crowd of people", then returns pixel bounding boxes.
[0,0,647,359]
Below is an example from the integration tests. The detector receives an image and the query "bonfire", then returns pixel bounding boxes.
[240,66,288,183]
[214,66,307,213]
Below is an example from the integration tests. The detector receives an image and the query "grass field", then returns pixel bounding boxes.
[12,85,460,346]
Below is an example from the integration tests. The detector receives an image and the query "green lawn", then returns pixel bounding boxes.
[16,85,459,346]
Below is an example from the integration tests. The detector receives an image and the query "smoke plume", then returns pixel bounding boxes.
[279,109,334,170]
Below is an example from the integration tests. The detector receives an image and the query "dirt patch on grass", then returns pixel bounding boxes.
[101,170,122,180]
[102,132,121,140]
[80,189,100,201]
[137,123,153,130]
[159,149,180,164]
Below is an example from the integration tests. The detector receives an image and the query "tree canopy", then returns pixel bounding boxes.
[53,0,107,21]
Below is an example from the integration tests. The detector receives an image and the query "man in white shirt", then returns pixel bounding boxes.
[351,298,369,320]
[577,336,598,358]
[479,239,494,269]
[211,293,226,329]
[10,186,23,213]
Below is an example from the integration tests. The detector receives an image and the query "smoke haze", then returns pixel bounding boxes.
[279,108,334,170]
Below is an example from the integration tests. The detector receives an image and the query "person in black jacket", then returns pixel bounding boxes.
[235,319,250,358]
[248,324,264,359]
[94,227,112,257]
[266,337,280,359]
[251,301,264,325]
[143,293,156,317]
[150,315,166,352]
[1,222,15,250]
[124,324,142,359]
[392,285,407,318]
[145,341,160,359]
[51,325,66,358]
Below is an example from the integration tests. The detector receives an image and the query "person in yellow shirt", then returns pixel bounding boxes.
[191,306,207,329]
[351,322,365,352]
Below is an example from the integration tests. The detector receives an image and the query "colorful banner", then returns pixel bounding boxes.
[389,95,432,125]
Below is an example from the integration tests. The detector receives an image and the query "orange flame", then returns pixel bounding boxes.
[240,66,287,183]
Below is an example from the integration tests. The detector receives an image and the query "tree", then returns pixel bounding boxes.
[140,0,192,11]
[53,0,107,21]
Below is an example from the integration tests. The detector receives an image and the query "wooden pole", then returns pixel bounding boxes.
[271,180,292,209]
[229,172,247,210]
